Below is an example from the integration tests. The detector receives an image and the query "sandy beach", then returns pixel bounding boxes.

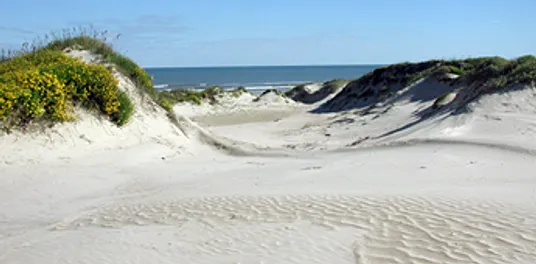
[2,65,536,264]
[4,0,536,260]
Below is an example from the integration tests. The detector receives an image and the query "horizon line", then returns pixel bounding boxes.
[142,53,536,69]
[143,63,386,69]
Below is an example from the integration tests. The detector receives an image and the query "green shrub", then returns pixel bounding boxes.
[325,55,536,110]
[158,89,206,106]
[285,83,307,97]
[187,93,202,105]
[46,36,155,95]
[323,79,348,92]
[354,60,441,88]
[0,69,68,124]
[156,86,251,107]
[204,86,224,95]
[259,89,284,97]
[39,31,165,110]
[509,55,536,84]
[159,99,173,112]
[230,86,248,97]
[448,66,465,75]
[41,60,121,115]
[0,49,72,74]
[0,50,133,129]
[114,91,134,126]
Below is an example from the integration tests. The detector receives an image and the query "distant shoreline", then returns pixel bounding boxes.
[144,64,385,70]
[147,64,380,95]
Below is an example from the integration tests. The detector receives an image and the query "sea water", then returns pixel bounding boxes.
[145,65,380,94]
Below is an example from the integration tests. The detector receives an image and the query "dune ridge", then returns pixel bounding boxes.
[2,38,536,264]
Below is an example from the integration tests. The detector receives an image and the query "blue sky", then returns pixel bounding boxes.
[1,0,534,67]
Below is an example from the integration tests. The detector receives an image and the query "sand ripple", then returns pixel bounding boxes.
[52,195,536,263]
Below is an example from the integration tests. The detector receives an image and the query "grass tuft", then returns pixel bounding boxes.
[340,55,536,100]
[0,27,147,130]
[321,55,536,111]
[156,85,252,108]
[448,66,465,75]
[114,91,134,126]
[322,79,348,92]
[0,50,131,129]
[45,36,155,98]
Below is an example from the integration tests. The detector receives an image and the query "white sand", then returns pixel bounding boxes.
[173,89,301,126]
[1,62,536,264]
[0,51,190,165]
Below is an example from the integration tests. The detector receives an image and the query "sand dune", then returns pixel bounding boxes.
[47,195,536,264]
[2,142,536,264]
[2,54,536,264]
[0,50,189,165]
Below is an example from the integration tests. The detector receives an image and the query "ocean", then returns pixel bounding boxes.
[145,65,381,94]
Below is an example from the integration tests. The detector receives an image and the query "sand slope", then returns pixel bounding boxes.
[207,78,536,153]
[0,50,190,165]
[173,89,301,126]
[2,143,536,264]
[2,69,536,263]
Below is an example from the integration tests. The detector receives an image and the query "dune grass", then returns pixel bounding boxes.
[320,55,536,112]
[322,79,349,92]
[114,91,134,126]
[0,49,132,130]
[347,55,536,93]
[0,28,152,130]
[157,86,250,108]
[259,89,286,97]
[1,27,150,89]
[159,89,205,107]
[285,79,349,104]
[44,34,155,98]
[284,83,307,98]
[286,79,347,95]
[460,56,536,88]
[448,66,465,75]
[230,86,248,97]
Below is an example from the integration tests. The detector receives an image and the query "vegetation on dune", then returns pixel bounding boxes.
[253,88,288,102]
[316,55,536,112]
[352,56,536,90]
[284,83,312,97]
[230,86,248,97]
[285,79,348,104]
[0,49,130,129]
[448,65,465,75]
[322,79,349,93]
[459,56,536,88]
[259,89,286,97]
[332,55,536,103]
[115,91,134,126]
[287,79,348,95]
[159,89,205,107]
[353,60,442,88]
[43,34,156,99]
[0,27,171,131]
[1,28,154,97]
[157,86,250,108]
[4,28,534,132]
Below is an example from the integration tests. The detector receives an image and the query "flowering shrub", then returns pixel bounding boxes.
[46,36,155,95]
[0,50,133,128]
[0,69,69,123]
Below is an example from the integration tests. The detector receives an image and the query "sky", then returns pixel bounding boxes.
[0,0,535,67]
